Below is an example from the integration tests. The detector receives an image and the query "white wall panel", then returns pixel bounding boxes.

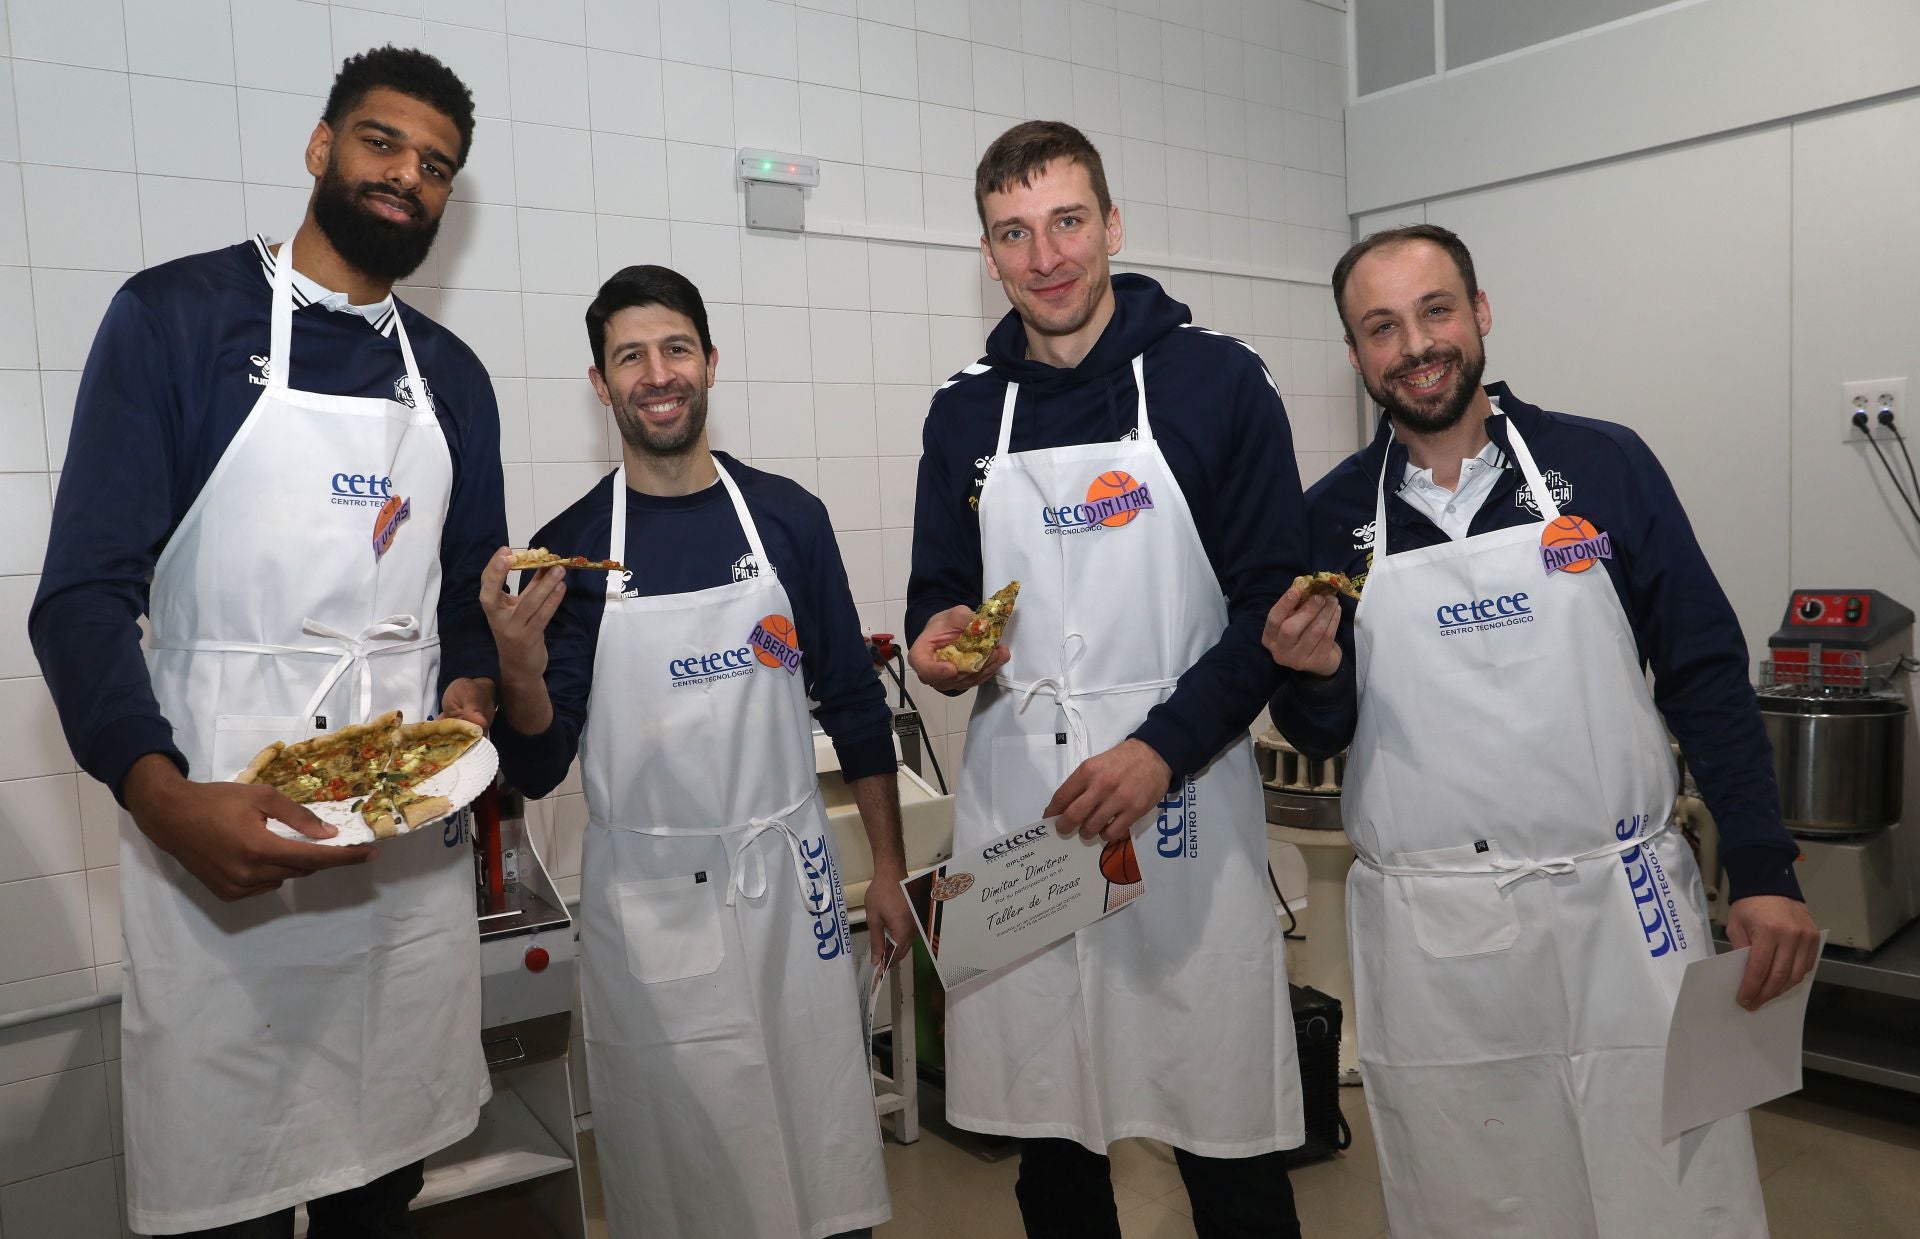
[1425,128,1792,659]
[1347,0,1920,214]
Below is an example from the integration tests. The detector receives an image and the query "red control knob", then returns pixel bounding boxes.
[524,946,550,973]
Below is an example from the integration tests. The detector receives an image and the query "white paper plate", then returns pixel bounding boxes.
[262,736,499,847]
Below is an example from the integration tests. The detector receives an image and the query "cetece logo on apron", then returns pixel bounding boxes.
[329,470,396,509]
[747,615,802,674]
[800,833,849,960]
[1154,776,1199,859]
[1433,590,1534,637]
[1041,470,1155,535]
[1616,813,1687,958]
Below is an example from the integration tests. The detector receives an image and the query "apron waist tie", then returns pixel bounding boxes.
[1355,817,1673,890]
[147,614,437,723]
[997,634,1182,761]
[723,788,828,913]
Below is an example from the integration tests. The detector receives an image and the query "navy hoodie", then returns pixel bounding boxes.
[1270,383,1802,902]
[908,273,1312,780]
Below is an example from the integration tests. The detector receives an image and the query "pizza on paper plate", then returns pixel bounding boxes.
[936,581,1020,674]
[236,715,484,839]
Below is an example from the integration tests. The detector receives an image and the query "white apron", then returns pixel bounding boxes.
[946,356,1302,1156]
[576,458,889,1239]
[1343,419,1768,1237]
[122,235,487,1234]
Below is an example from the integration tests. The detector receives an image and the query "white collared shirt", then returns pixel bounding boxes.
[251,235,398,336]
[1398,400,1507,541]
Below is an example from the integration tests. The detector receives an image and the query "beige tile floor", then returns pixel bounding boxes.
[419,1071,1920,1238]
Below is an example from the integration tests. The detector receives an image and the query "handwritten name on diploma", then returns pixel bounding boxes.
[981,849,1083,930]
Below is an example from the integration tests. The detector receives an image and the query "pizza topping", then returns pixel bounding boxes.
[235,714,482,837]
[509,546,625,572]
[1293,571,1361,601]
[935,581,1020,674]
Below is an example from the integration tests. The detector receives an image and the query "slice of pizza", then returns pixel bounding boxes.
[1292,570,1361,601]
[509,546,625,572]
[236,710,403,803]
[935,580,1020,674]
[385,718,484,791]
[357,788,454,840]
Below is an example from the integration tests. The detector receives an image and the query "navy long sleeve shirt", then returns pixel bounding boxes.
[489,453,897,799]
[907,274,1312,781]
[29,238,506,801]
[1270,384,1803,902]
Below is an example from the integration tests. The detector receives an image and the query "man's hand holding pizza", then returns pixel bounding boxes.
[909,605,1010,692]
[1263,579,1343,678]
[122,753,375,901]
[480,546,567,735]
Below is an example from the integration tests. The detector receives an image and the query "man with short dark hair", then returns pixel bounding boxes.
[1265,224,1819,1237]
[31,46,504,1238]
[908,120,1308,1239]
[486,265,907,1239]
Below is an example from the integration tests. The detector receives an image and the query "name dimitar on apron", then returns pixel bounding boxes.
[947,355,1302,1155]
[123,234,487,1235]
[1341,416,1768,1237]
[575,457,889,1239]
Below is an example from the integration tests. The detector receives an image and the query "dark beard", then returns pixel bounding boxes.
[310,160,440,283]
[1364,342,1487,434]
[612,382,709,457]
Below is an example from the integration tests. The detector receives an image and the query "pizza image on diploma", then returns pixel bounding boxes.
[936,580,1020,673]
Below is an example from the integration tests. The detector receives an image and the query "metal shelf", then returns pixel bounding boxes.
[1802,986,1920,1095]
[1809,917,1920,999]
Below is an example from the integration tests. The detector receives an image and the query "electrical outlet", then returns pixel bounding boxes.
[1843,377,1908,442]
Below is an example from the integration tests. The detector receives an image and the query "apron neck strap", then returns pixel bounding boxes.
[268,234,298,394]
[995,379,1019,459]
[607,455,770,592]
[712,455,770,569]
[991,353,1154,458]
[267,232,429,412]
[1371,425,1395,556]
[1130,354,1154,443]
[1497,418,1560,522]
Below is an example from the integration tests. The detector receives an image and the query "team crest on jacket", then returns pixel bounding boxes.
[731,553,777,581]
[1515,469,1571,516]
[392,374,434,411]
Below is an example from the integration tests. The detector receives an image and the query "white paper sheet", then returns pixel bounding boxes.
[1661,932,1826,1141]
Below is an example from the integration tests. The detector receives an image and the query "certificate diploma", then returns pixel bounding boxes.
[901,818,1146,988]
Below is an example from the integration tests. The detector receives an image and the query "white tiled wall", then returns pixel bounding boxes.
[0,0,1348,1231]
